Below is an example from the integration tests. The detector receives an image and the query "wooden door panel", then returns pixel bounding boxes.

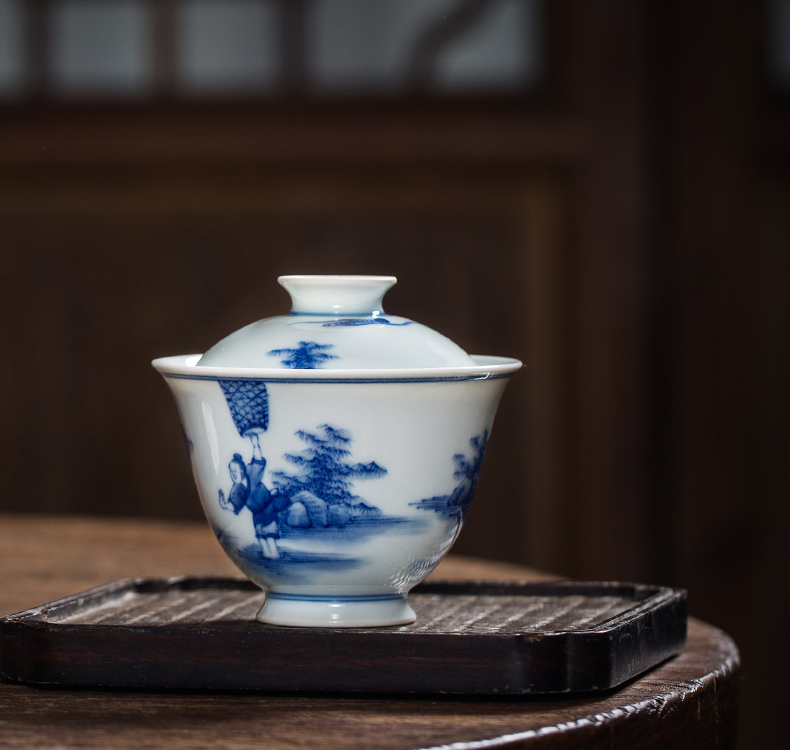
[0,166,572,564]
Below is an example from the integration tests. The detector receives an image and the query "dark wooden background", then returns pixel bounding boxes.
[0,2,787,748]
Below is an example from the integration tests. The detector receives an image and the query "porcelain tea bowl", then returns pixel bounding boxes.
[153,275,521,628]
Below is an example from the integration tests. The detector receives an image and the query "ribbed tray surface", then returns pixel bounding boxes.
[1,579,687,695]
[52,588,636,633]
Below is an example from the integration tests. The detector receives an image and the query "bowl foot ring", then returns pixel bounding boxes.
[257,592,416,628]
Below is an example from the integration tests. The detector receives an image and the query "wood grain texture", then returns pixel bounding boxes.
[0,579,686,694]
[0,105,586,166]
[0,620,737,750]
[0,514,552,618]
[42,587,641,632]
[658,4,790,749]
[0,515,738,749]
[0,168,568,569]
[2,2,779,742]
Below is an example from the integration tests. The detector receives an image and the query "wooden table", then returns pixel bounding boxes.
[0,515,740,749]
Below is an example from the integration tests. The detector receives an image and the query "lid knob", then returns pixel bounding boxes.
[279,275,397,315]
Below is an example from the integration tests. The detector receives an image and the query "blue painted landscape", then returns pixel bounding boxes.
[214,378,480,584]
[410,431,489,523]
[268,341,339,369]
[216,422,425,580]
[289,317,413,327]
[270,424,385,510]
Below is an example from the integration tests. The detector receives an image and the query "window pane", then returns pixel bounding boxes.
[50,0,150,96]
[179,0,281,95]
[307,0,443,93]
[4,0,547,102]
[432,0,542,92]
[306,0,543,94]
[0,0,25,97]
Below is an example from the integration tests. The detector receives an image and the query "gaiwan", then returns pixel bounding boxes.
[153,275,521,627]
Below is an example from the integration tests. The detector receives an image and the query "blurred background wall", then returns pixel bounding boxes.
[0,1,787,747]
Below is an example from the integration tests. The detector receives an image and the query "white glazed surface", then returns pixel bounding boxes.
[278,274,395,315]
[153,354,520,626]
[155,275,520,627]
[197,315,476,369]
[198,275,477,369]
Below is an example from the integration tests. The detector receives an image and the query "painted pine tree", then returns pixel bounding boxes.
[446,431,489,519]
[410,431,489,520]
[268,341,338,369]
[271,424,386,505]
[451,431,489,496]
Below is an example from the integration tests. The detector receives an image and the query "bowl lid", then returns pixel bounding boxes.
[197,275,477,370]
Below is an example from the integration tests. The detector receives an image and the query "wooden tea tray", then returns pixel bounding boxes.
[0,577,686,695]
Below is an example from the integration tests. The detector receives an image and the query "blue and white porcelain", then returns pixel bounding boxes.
[153,275,521,628]
[198,275,476,370]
